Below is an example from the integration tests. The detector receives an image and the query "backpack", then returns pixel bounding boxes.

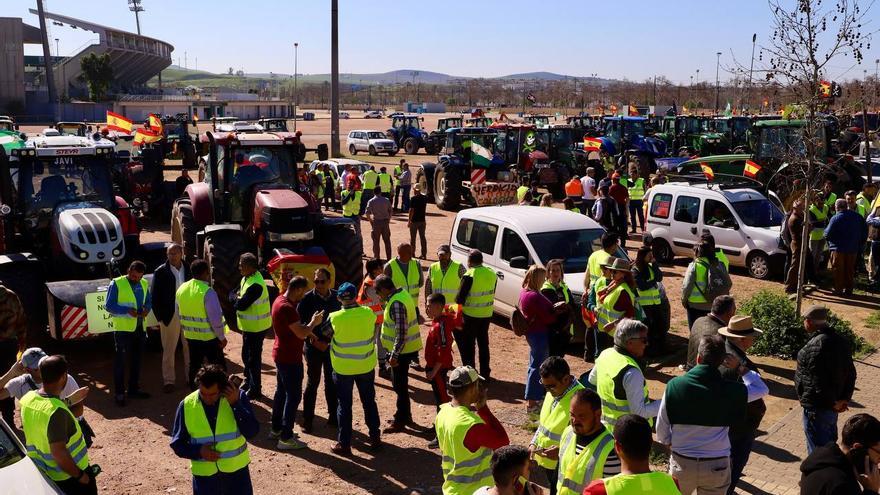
[697,260,731,301]
[510,307,529,337]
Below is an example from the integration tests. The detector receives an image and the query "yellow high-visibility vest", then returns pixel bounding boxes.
[177,279,217,341]
[20,392,90,481]
[533,381,584,469]
[435,403,494,495]
[236,273,271,332]
[462,266,497,318]
[595,347,652,427]
[182,391,250,476]
[329,306,377,376]
[381,290,422,354]
[111,275,148,332]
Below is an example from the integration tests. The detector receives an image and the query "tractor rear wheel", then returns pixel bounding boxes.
[318,221,363,288]
[204,231,247,330]
[404,138,419,155]
[172,199,198,262]
[435,165,461,211]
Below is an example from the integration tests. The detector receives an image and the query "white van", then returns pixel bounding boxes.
[450,206,627,319]
[645,182,787,279]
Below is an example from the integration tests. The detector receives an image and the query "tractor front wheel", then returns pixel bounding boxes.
[172,199,198,262]
[404,138,419,155]
[435,165,461,211]
[204,231,247,329]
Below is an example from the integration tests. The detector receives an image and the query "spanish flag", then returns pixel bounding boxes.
[583,137,603,152]
[148,114,163,134]
[700,162,715,180]
[628,105,639,116]
[744,159,762,178]
[133,127,162,147]
[106,111,132,135]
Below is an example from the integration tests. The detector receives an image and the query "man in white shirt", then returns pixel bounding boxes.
[0,348,86,422]
[150,243,192,392]
[581,167,597,217]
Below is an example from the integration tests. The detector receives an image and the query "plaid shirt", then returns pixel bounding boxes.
[0,285,26,343]
[388,289,409,359]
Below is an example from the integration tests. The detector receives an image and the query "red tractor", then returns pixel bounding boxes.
[171,130,362,326]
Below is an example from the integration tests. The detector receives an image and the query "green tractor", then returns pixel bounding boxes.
[465,117,493,128]
[424,117,463,155]
[711,116,752,153]
[656,116,725,156]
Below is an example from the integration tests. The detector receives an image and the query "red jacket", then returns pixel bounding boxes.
[425,306,462,369]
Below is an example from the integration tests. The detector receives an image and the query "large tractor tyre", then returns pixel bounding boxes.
[204,231,247,330]
[415,168,433,203]
[424,142,438,155]
[318,221,364,288]
[0,262,47,343]
[171,199,198,262]
[404,138,419,155]
[434,165,461,211]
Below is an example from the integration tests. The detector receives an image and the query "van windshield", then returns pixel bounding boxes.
[527,229,606,273]
[732,199,784,228]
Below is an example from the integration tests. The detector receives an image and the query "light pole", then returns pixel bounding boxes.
[747,33,756,113]
[293,42,298,131]
[715,51,721,114]
[330,0,340,157]
[127,0,144,35]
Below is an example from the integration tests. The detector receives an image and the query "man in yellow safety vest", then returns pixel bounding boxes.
[340,180,363,237]
[554,388,621,495]
[105,260,152,407]
[362,166,379,205]
[176,259,228,389]
[384,242,423,303]
[21,355,97,494]
[231,253,271,399]
[808,191,830,272]
[530,356,585,495]
[378,166,393,200]
[170,364,259,495]
[625,167,646,233]
[454,249,498,380]
[584,232,620,295]
[426,244,466,306]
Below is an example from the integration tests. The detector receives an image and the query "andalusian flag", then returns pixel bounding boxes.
[744,159,762,178]
[148,114,163,134]
[471,141,493,168]
[583,137,602,152]
[106,111,132,134]
[724,102,732,117]
[133,127,162,147]
[700,163,715,180]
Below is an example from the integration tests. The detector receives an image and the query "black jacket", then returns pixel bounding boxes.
[720,339,767,438]
[150,260,191,326]
[800,443,878,495]
[795,326,857,410]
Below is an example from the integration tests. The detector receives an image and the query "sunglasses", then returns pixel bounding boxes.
[314,279,329,285]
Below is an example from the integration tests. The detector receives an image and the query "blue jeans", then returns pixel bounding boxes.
[525,331,549,401]
[113,328,145,397]
[333,371,381,447]
[271,362,304,440]
[193,467,252,495]
[727,432,756,494]
[241,330,267,393]
[629,199,644,231]
[400,185,411,212]
[803,407,838,454]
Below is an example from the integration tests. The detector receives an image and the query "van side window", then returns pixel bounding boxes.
[650,193,672,218]
[500,229,529,263]
[704,199,735,228]
[673,196,700,224]
[455,219,498,255]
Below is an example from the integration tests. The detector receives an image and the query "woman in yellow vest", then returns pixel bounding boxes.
[541,259,575,357]
[555,389,620,495]
[632,246,669,355]
[595,258,637,336]
[681,239,731,329]
[530,356,585,495]
[170,364,259,495]
[625,166,646,233]
[808,192,830,272]
[232,253,272,399]
[104,260,151,407]
[20,355,97,494]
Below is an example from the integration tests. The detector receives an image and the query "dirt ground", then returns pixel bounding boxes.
[11,116,880,494]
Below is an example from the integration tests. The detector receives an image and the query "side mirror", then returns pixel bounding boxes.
[509,256,528,270]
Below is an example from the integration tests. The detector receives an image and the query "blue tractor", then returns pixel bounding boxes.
[386,114,432,154]
[601,116,667,177]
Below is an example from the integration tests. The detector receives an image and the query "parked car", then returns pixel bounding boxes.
[346,130,398,156]
[364,110,384,119]
[645,182,787,279]
[0,418,63,493]
[340,112,350,119]
[449,206,627,341]
[308,158,371,189]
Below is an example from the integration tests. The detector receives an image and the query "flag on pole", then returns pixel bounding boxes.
[627,105,639,116]
[471,141,493,168]
[744,159,762,178]
[148,114,163,133]
[133,127,162,147]
[700,162,715,180]
[106,111,132,134]
[583,137,603,152]
[724,102,732,117]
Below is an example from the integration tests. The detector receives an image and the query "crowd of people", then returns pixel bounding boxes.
[0,159,876,495]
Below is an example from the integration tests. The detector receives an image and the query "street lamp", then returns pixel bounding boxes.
[747,33,757,113]
[715,51,722,114]
[293,42,298,132]
[127,0,144,35]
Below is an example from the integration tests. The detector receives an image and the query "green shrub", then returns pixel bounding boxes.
[739,290,874,359]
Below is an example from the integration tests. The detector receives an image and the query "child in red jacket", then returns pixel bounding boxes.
[424,293,462,407]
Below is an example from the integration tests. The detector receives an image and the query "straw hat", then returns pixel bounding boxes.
[602,257,631,273]
[719,315,763,338]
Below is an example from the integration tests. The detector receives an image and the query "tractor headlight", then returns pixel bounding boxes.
[79,251,88,259]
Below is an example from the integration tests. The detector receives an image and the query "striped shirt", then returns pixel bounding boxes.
[574,430,622,477]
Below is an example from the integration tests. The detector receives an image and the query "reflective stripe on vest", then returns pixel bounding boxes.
[541,280,574,336]
[236,273,271,332]
[533,381,585,469]
[20,392,90,481]
[462,266,497,318]
[183,391,250,476]
[329,306,378,375]
[111,275,148,332]
[389,258,422,300]
[357,277,384,324]
[429,261,462,298]
[627,177,645,200]
[597,283,636,334]
[177,279,217,341]
[636,265,661,307]
[602,472,682,495]
[595,348,652,427]
[342,190,362,217]
[381,290,422,354]
[435,404,494,495]
[809,204,829,241]
[362,170,378,189]
[687,259,710,304]
[557,426,615,495]
[378,173,392,193]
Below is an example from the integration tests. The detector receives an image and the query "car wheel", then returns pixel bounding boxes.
[369,146,377,156]
[349,145,357,155]
[388,150,397,157]
[747,251,771,280]
[651,238,674,264]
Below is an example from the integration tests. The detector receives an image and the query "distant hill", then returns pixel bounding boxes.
[498,72,570,81]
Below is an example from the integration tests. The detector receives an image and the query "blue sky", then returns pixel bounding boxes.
[8,0,878,83]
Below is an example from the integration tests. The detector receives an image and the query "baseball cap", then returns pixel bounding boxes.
[448,365,484,388]
[21,348,48,370]
[338,282,358,301]
[437,244,451,254]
